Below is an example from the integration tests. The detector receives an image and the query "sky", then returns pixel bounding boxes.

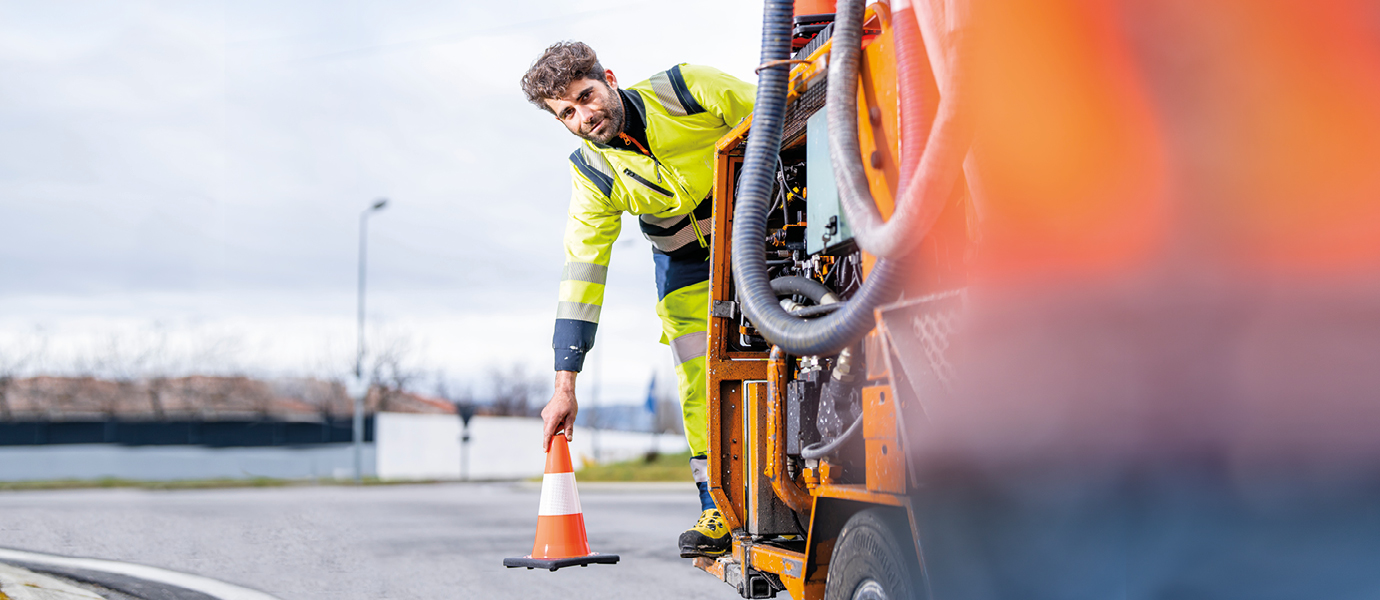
[0,0,766,404]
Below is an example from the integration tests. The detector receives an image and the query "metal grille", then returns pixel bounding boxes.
[782,78,827,148]
[910,298,961,388]
[781,23,833,149]
[878,290,966,397]
[794,23,833,61]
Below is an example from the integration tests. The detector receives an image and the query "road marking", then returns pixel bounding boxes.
[0,548,281,600]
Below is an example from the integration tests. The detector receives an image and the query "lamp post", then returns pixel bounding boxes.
[454,401,475,481]
[354,198,388,482]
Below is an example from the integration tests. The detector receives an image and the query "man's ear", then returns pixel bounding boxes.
[604,69,618,90]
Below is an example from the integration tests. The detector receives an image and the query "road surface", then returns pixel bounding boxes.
[0,482,746,599]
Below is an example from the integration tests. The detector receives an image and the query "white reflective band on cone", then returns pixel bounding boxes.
[538,472,583,516]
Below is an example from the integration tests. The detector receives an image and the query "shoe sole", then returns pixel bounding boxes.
[679,547,730,559]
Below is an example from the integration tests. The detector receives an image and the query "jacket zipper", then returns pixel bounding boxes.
[623,168,673,197]
[613,136,705,248]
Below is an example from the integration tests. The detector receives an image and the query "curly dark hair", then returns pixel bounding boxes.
[520,41,607,114]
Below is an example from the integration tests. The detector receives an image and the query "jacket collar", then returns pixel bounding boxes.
[591,88,649,152]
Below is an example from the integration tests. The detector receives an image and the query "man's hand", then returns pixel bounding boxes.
[542,370,579,451]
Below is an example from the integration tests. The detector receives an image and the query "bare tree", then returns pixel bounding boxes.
[487,362,541,417]
[433,372,472,406]
[43,377,83,420]
[434,371,477,422]
[139,325,175,419]
[90,332,152,419]
[290,341,354,421]
[243,376,277,418]
[0,375,13,421]
[187,330,245,376]
[145,376,171,419]
[185,330,245,417]
[202,376,240,419]
[368,333,419,412]
[275,377,349,421]
[0,328,47,420]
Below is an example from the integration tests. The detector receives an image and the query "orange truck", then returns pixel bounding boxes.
[692,0,969,597]
[695,0,1380,598]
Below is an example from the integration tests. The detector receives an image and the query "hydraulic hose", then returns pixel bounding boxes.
[766,346,814,513]
[791,303,843,317]
[771,276,838,305]
[827,0,972,259]
[801,410,863,460]
[733,0,903,358]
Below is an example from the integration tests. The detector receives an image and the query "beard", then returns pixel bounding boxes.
[578,83,626,145]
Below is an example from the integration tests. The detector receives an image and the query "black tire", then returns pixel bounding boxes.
[824,508,927,600]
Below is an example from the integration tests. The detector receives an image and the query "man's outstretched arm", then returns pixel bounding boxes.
[546,166,617,450]
[542,370,579,451]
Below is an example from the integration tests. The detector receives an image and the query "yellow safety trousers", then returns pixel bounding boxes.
[655,279,710,459]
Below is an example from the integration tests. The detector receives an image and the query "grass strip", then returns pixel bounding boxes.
[573,450,694,482]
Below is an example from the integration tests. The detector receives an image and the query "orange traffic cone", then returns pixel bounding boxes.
[503,434,620,571]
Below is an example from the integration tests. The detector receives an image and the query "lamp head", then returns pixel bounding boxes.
[371,198,389,211]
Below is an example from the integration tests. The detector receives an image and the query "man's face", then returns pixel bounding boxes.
[545,71,625,145]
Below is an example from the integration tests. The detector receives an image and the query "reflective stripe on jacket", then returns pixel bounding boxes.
[554,64,756,372]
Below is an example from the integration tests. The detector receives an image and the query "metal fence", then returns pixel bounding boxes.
[0,418,373,447]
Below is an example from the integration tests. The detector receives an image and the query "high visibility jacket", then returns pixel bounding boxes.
[554,64,756,372]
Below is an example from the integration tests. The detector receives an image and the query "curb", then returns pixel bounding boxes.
[0,562,105,599]
[0,549,281,600]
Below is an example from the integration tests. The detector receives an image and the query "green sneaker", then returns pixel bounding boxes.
[678,509,731,558]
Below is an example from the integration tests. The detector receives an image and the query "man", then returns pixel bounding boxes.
[520,41,754,558]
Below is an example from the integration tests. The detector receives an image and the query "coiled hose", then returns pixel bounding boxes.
[828,0,971,259]
[733,0,903,358]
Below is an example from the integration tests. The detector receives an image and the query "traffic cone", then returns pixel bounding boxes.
[503,434,619,571]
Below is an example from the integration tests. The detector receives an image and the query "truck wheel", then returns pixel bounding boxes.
[824,508,926,600]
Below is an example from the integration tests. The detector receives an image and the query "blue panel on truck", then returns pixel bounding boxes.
[806,109,852,254]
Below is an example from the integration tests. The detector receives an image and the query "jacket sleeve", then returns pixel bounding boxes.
[680,64,757,129]
[553,164,622,372]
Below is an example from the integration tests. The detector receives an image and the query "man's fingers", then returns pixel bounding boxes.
[542,417,559,451]
[565,418,575,442]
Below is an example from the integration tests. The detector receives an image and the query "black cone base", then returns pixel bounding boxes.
[503,553,620,571]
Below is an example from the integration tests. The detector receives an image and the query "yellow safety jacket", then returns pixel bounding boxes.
[554,64,756,371]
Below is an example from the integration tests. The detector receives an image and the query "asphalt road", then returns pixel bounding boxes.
[0,482,745,600]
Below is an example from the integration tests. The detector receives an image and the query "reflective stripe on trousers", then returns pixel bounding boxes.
[689,455,709,485]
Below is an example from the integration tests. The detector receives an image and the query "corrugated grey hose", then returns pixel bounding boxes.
[772,276,837,305]
[828,0,970,259]
[732,0,904,357]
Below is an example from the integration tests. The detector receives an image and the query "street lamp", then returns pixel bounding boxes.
[454,401,476,481]
[354,197,388,482]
